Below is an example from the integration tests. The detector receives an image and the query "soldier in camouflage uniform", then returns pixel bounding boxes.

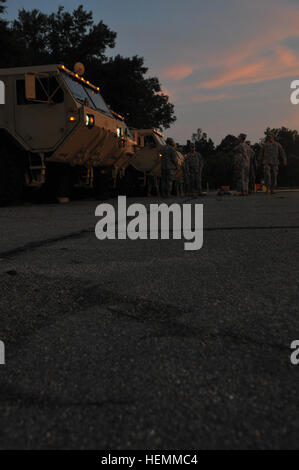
[147,174,160,197]
[186,144,205,196]
[161,137,178,198]
[182,153,190,196]
[234,133,250,196]
[173,149,185,197]
[259,134,287,194]
[246,141,257,194]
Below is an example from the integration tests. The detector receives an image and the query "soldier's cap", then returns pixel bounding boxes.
[246,141,251,145]
[166,137,175,145]
[238,133,247,141]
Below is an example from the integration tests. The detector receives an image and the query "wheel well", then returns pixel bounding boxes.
[0,129,29,169]
[0,128,26,151]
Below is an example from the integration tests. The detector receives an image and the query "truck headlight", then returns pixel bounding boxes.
[86,114,95,129]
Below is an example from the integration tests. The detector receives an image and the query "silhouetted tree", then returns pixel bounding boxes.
[10,5,116,66]
[97,55,176,130]
[189,129,215,159]
[0,0,19,67]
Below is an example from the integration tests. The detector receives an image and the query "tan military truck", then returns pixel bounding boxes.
[0,63,136,203]
[124,129,184,196]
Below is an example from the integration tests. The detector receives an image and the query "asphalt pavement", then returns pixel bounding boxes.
[0,192,299,450]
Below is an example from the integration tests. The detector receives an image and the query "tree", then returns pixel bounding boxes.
[11,5,116,66]
[200,134,239,189]
[11,9,49,65]
[0,0,18,67]
[189,129,215,155]
[97,55,176,129]
[0,0,6,15]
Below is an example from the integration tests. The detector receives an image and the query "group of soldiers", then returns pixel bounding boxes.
[234,133,287,196]
[160,137,204,198]
[158,132,287,198]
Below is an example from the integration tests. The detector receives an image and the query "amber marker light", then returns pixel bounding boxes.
[69,116,76,122]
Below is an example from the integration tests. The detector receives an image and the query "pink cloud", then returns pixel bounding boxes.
[160,5,299,94]
[161,65,193,80]
[200,46,299,90]
[192,93,234,103]
[200,61,266,89]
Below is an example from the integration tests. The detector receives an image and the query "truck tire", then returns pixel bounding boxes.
[93,168,111,200]
[0,148,24,205]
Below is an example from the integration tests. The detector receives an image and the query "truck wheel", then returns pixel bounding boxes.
[0,150,24,205]
[93,169,111,200]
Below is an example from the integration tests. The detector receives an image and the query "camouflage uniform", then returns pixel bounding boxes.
[147,175,160,197]
[259,141,286,190]
[248,147,257,193]
[186,151,204,195]
[173,153,185,196]
[234,143,250,193]
[182,156,190,195]
[161,144,178,197]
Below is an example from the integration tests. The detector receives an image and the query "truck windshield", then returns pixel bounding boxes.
[62,72,112,117]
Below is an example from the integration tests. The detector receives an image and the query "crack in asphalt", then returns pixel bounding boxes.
[1,225,298,260]
[0,269,291,356]
[0,229,92,259]
[0,397,135,408]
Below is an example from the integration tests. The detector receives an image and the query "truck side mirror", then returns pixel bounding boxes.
[25,73,36,101]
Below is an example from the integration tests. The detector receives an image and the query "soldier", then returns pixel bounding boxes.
[173,147,185,197]
[234,133,250,196]
[186,143,205,196]
[182,153,190,196]
[246,141,257,194]
[161,137,178,198]
[259,134,287,194]
[147,174,160,197]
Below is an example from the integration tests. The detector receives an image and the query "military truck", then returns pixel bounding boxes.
[123,129,184,196]
[0,63,136,203]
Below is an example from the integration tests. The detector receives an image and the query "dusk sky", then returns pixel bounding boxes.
[5,0,299,144]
